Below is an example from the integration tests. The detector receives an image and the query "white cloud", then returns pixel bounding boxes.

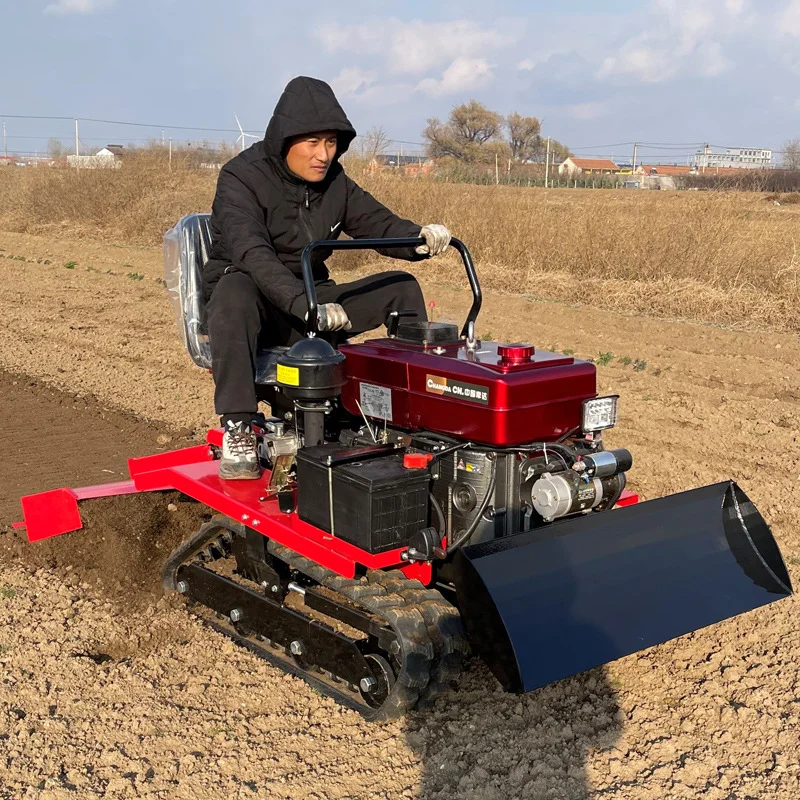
[330,67,377,98]
[316,19,508,105]
[598,0,745,83]
[697,40,730,76]
[779,0,800,36]
[43,0,114,14]
[392,22,506,75]
[725,0,747,14]
[415,57,494,97]
[328,67,415,106]
[600,47,676,83]
[517,46,571,72]
[315,20,509,75]
[315,22,384,57]
[567,101,607,120]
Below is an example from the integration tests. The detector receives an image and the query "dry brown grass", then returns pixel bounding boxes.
[1,159,798,331]
[0,150,215,245]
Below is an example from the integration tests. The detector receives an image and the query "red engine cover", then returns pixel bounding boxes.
[339,338,596,446]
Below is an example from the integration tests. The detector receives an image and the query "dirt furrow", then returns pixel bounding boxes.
[0,229,798,799]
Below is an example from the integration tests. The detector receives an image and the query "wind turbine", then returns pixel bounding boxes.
[235,114,259,152]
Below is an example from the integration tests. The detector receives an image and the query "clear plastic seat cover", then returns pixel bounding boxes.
[163,213,287,385]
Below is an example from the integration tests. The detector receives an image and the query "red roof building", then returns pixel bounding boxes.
[639,164,693,176]
[559,157,618,176]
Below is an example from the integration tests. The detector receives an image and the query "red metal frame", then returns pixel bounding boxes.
[127,443,217,482]
[18,427,639,585]
[19,432,431,582]
[133,458,418,580]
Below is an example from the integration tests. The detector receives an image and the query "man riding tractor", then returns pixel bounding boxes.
[203,75,451,480]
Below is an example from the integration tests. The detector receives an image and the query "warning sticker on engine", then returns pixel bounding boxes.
[276,363,299,386]
[456,453,484,473]
[425,374,489,405]
[359,382,393,421]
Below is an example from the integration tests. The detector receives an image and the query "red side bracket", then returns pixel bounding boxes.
[616,490,640,507]
[21,488,83,542]
[19,442,216,543]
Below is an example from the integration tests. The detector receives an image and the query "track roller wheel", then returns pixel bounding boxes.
[360,653,396,709]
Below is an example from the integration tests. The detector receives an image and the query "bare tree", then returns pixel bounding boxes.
[47,138,65,160]
[357,126,392,161]
[782,138,800,170]
[423,100,504,162]
[529,136,572,163]
[506,112,541,162]
[549,139,572,161]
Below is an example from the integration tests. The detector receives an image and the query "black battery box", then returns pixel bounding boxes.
[296,444,430,554]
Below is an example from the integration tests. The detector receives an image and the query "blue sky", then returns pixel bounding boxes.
[2,0,800,163]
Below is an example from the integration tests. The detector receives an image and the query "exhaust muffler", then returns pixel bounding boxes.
[452,481,792,693]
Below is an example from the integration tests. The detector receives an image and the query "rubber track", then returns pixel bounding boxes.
[266,541,433,720]
[163,520,422,720]
[165,517,466,719]
[161,517,239,591]
[375,574,469,706]
[268,541,468,713]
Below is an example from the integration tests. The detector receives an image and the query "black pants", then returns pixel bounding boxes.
[206,269,426,424]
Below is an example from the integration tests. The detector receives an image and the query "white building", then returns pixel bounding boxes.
[558,157,619,177]
[67,145,123,169]
[692,145,772,170]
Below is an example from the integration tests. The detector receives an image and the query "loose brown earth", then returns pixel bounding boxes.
[0,230,799,799]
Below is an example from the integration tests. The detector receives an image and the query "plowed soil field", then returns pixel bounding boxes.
[0,229,798,800]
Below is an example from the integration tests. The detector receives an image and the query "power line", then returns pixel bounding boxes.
[570,142,635,151]
[636,144,704,151]
[637,141,707,147]
[4,134,238,144]
[0,113,261,136]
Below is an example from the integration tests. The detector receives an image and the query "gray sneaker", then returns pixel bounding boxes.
[219,421,260,480]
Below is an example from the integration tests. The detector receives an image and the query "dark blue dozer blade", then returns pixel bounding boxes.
[452,481,792,693]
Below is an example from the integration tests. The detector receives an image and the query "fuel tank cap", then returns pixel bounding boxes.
[497,343,535,364]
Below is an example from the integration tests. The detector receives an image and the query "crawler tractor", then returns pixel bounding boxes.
[19,215,793,720]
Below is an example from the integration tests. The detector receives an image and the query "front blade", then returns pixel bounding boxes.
[452,481,792,693]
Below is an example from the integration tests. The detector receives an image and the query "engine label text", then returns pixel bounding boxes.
[425,374,489,405]
[359,382,393,421]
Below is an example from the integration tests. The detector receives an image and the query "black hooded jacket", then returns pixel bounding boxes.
[203,76,424,316]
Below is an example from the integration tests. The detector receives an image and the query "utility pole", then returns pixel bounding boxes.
[75,119,79,156]
[169,137,173,171]
[544,137,551,188]
[2,121,6,158]
[632,141,638,173]
[495,152,499,184]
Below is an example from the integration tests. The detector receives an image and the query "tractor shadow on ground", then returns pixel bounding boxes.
[406,528,624,799]
[407,662,621,800]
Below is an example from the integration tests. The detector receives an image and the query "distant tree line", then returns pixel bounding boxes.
[422,100,570,165]
[782,138,800,171]
[685,169,800,192]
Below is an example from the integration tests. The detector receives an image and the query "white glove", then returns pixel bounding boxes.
[415,224,451,257]
[316,303,352,332]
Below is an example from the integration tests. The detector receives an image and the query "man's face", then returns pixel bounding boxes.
[285,131,338,182]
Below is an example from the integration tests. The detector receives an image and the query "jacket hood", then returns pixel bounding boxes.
[264,76,357,161]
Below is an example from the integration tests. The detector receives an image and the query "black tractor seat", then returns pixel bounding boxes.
[163,213,287,385]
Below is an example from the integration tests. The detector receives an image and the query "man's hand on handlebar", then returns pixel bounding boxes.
[415,224,451,257]
[315,303,352,332]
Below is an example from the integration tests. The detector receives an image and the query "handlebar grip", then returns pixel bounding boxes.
[299,236,481,337]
